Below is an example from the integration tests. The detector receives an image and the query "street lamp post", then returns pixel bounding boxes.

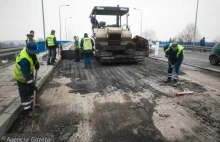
[41,0,46,51]
[59,5,69,46]
[193,0,199,46]
[134,8,142,36]
[65,17,72,41]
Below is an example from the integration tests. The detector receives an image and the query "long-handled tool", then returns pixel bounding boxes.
[176,82,194,96]
[31,70,38,133]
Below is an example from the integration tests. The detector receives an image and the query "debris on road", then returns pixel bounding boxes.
[8,58,220,142]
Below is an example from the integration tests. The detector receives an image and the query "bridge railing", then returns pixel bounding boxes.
[184,45,213,53]
[37,41,71,53]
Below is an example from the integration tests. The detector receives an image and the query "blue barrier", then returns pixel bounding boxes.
[37,41,71,53]
[152,41,216,47]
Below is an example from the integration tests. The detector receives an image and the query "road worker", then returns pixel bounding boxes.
[26,30,37,43]
[90,15,98,29]
[46,30,58,65]
[80,33,94,69]
[164,42,184,87]
[74,36,81,62]
[14,42,40,117]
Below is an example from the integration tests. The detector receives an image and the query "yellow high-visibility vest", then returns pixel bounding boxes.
[83,38,92,50]
[14,48,38,83]
[27,37,37,43]
[165,43,184,58]
[46,35,55,46]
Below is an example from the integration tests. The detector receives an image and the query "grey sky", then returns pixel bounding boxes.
[0,0,219,41]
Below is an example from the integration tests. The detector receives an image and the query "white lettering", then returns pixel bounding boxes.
[97,7,104,10]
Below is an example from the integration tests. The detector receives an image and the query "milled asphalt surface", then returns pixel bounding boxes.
[8,55,220,142]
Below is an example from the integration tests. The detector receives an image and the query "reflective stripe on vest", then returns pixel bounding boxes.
[14,48,38,83]
[47,35,55,46]
[165,43,184,58]
[83,38,92,50]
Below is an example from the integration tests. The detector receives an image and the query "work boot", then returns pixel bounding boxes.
[31,103,41,109]
[173,81,180,87]
[50,61,56,66]
[23,109,39,118]
[164,78,171,83]
[26,111,39,118]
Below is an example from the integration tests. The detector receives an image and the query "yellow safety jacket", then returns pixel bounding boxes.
[83,38,92,50]
[14,48,38,83]
[75,40,81,49]
[165,43,184,58]
[27,37,36,43]
[47,35,55,46]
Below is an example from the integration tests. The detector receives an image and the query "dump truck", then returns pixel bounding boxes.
[90,5,149,63]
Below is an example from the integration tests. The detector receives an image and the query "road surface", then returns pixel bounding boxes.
[157,49,220,72]
[9,58,220,142]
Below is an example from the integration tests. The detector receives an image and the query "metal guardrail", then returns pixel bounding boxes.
[0,47,23,57]
[159,44,213,53]
[184,45,212,53]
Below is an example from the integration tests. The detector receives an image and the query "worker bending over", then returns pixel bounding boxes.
[164,42,184,87]
[80,33,94,69]
[14,42,40,117]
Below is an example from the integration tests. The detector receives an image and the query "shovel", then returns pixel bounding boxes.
[168,60,194,96]
[31,70,40,133]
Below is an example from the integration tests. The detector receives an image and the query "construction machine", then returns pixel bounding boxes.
[90,5,149,63]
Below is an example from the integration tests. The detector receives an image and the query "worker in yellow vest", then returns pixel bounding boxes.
[164,42,184,87]
[46,30,58,65]
[26,30,37,43]
[14,42,40,117]
[74,36,81,62]
[80,33,94,69]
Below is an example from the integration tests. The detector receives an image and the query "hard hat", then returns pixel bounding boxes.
[171,42,178,50]
[26,42,38,54]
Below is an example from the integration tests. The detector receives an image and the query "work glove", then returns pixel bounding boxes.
[26,79,38,91]
[35,62,40,70]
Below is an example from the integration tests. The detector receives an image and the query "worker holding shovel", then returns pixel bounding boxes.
[164,42,184,87]
[14,42,40,117]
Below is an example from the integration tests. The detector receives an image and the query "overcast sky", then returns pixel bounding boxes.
[0,0,219,41]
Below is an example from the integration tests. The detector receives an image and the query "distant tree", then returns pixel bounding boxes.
[9,42,15,47]
[213,35,220,43]
[174,23,201,42]
[143,30,157,41]
[169,38,172,42]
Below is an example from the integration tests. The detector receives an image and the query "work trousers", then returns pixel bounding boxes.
[17,81,34,110]
[168,62,181,82]
[84,53,92,68]
[47,47,56,64]
[75,48,80,62]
